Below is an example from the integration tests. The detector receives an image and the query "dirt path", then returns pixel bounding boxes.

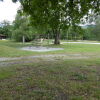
[0,54,88,62]
[62,42,100,44]
[0,54,89,67]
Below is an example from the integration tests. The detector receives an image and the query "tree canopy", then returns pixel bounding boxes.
[13,0,100,44]
[0,20,12,38]
[13,0,100,26]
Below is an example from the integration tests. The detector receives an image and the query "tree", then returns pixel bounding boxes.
[83,26,95,40]
[91,16,100,40]
[82,16,100,41]
[0,20,12,38]
[13,0,100,44]
[12,13,35,43]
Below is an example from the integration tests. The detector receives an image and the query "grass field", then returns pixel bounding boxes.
[0,40,100,100]
[0,40,100,57]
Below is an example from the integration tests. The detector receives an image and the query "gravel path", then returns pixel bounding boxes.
[0,54,88,62]
[21,46,64,52]
[62,42,100,44]
[0,54,89,67]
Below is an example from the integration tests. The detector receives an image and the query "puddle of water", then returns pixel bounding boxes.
[21,46,64,52]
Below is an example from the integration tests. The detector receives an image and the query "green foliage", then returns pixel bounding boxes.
[83,27,96,40]
[92,16,100,40]
[12,0,100,44]
[12,13,35,42]
[67,26,84,40]
[61,25,84,40]
[13,0,100,30]
[0,20,12,38]
[83,16,100,41]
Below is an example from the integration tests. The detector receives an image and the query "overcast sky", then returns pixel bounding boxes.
[0,0,20,23]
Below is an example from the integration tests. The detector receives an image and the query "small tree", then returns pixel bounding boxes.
[12,13,34,43]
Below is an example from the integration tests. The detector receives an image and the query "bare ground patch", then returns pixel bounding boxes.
[0,54,90,67]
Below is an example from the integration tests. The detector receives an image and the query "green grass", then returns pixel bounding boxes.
[1,40,100,57]
[49,43,100,53]
[0,67,15,79]
[0,40,40,57]
[0,58,100,100]
[0,45,37,57]
[0,40,32,48]
[0,40,100,100]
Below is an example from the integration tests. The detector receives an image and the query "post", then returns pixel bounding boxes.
[22,35,25,44]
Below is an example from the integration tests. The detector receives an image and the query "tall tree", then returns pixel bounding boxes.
[13,0,100,44]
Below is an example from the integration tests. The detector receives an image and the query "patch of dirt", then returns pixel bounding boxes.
[0,54,89,67]
[62,42,100,45]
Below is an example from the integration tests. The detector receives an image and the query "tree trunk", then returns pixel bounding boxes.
[54,29,60,45]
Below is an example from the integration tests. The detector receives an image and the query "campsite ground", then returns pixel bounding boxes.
[0,40,100,100]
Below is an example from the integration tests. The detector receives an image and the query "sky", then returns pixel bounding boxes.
[0,0,95,25]
[0,0,20,23]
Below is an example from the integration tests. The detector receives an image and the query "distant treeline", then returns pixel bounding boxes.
[0,15,100,42]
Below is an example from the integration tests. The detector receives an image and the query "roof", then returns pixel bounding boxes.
[0,34,6,37]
